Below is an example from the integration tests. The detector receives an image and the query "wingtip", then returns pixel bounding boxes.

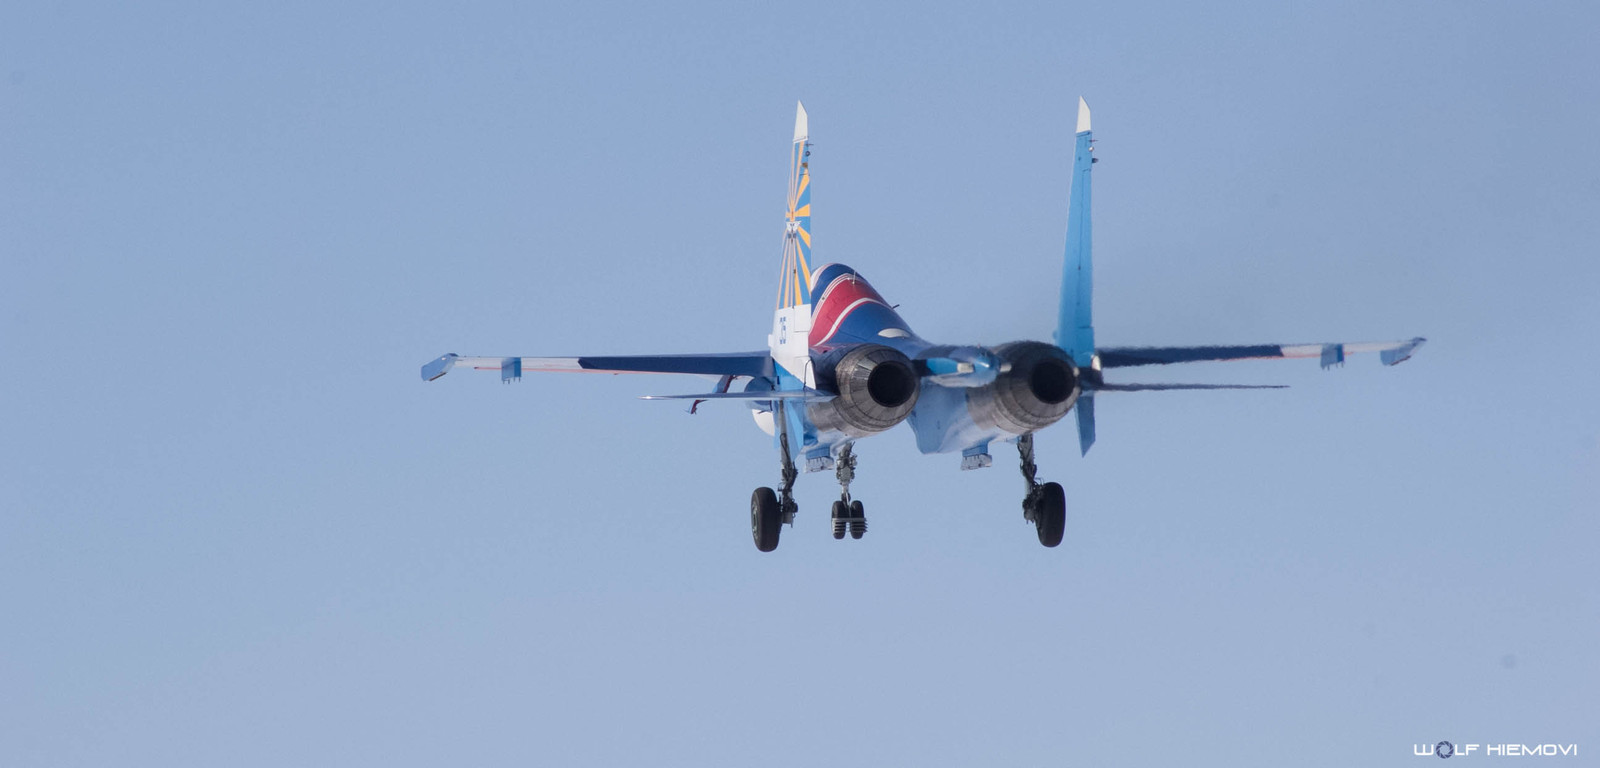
[794,101,809,142]
[421,353,459,382]
[1076,97,1091,133]
[1380,337,1428,366]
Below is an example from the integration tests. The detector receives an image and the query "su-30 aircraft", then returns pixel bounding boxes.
[422,100,1425,552]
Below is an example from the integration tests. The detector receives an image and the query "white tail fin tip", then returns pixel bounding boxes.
[794,101,809,142]
[1076,97,1091,133]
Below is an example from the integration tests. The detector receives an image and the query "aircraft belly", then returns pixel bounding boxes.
[907,382,1014,455]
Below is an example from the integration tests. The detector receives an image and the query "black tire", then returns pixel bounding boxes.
[1036,482,1065,547]
[831,500,847,539]
[752,487,781,552]
[849,500,866,540]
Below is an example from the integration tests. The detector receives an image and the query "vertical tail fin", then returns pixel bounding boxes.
[768,102,815,458]
[1060,98,1096,455]
[1057,97,1095,369]
[776,102,813,312]
[770,102,815,403]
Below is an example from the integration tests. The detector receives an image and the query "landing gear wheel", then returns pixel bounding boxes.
[1017,434,1065,548]
[1035,481,1065,548]
[831,500,847,540]
[752,487,782,552]
[849,500,866,539]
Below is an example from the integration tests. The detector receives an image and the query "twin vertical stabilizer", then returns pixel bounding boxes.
[769,102,816,458]
[1058,97,1095,369]
[770,102,815,389]
[1059,98,1097,455]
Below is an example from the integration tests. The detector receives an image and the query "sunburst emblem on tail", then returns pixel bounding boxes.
[776,102,813,310]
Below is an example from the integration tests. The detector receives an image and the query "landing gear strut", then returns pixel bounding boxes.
[752,400,800,552]
[830,443,866,540]
[1018,433,1065,547]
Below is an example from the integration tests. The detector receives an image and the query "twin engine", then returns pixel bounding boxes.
[807,344,921,437]
[754,340,1079,441]
[966,341,1081,434]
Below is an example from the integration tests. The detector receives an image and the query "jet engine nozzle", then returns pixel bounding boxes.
[966,341,1081,434]
[809,344,921,436]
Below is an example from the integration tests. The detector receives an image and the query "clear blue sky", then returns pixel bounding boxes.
[4,2,1597,765]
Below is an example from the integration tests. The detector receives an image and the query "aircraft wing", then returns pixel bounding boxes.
[421,352,773,382]
[1096,337,1426,370]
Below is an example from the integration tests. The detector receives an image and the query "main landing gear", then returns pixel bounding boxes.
[830,443,866,540]
[752,402,801,552]
[1018,434,1065,547]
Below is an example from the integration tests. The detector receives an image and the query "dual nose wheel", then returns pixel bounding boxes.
[831,500,866,540]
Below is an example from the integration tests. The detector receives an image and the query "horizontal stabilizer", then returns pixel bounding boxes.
[1095,383,1287,392]
[640,390,835,402]
[1098,338,1426,369]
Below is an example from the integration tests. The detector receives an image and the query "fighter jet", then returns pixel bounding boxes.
[421,100,1425,551]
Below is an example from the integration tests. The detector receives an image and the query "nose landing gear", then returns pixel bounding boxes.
[830,443,867,540]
